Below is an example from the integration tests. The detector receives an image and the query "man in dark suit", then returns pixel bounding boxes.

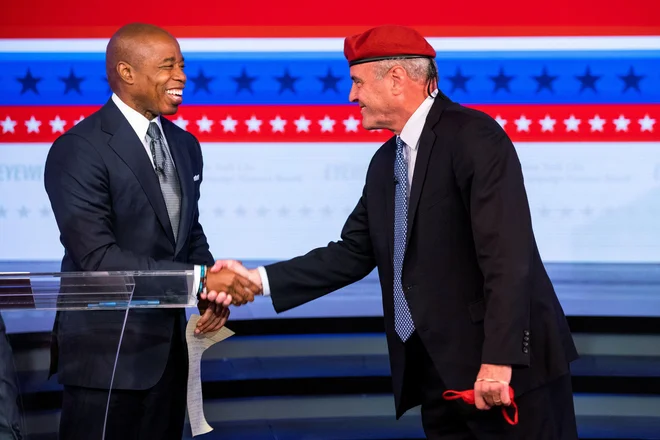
[44,23,258,439]
[207,25,579,439]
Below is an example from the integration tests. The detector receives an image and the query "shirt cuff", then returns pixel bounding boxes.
[257,266,271,296]
[191,265,202,303]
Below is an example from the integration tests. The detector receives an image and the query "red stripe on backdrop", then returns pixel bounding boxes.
[0,105,658,143]
[1,25,659,39]
[1,0,659,38]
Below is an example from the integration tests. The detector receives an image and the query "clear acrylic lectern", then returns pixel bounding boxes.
[0,270,196,440]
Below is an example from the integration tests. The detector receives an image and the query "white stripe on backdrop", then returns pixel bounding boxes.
[1,36,660,53]
[1,141,660,262]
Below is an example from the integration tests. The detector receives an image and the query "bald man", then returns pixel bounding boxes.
[44,23,256,439]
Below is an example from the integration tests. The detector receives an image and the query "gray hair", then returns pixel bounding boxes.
[372,57,437,84]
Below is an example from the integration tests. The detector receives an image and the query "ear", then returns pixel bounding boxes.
[117,61,135,85]
[390,65,406,96]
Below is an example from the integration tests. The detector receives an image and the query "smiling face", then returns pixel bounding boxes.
[348,63,398,131]
[347,60,433,134]
[117,32,186,119]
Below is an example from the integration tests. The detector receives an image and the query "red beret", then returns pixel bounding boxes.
[344,25,436,66]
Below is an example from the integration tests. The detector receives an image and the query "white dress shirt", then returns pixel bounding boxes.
[258,91,438,296]
[398,90,437,194]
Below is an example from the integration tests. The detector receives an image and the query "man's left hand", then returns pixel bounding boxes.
[196,300,230,334]
[474,364,512,410]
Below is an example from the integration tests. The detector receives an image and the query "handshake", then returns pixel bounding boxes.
[200,260,263,307]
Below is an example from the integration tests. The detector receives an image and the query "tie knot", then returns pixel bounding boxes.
[147,122,162,140]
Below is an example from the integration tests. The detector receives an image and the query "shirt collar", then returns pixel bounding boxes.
[111,93,163,141]
[399,89,437,150]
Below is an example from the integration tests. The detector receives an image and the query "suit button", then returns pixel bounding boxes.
[523,330,530,336]
[523,341,529,347]
[523,347,529,354]
[523,336,530,342]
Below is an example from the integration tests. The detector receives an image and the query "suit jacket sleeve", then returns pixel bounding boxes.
[453,117,533,368]
[264,183,377,313]
[44,133,192,272]
[187,137,214,266]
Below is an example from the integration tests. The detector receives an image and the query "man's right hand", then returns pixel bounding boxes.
[203,262,262,306]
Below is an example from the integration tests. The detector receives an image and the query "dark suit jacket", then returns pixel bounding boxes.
[44,98,214,390]
[264,93,579,417]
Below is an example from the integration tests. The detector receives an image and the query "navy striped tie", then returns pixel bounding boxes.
[393,135,415,341]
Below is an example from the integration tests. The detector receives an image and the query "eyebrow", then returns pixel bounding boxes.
[161,56,184,63]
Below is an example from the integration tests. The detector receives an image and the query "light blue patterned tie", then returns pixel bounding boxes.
[147,122,181,242]
[393,135,415,342]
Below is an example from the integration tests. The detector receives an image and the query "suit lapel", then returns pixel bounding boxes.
[162,119,194,257]
[406,93,451,240]
[101,100,175,245]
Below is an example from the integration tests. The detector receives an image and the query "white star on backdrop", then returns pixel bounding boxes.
[173,116,189,130]
[343,115,360,132]
[196,116,213,133]
[639,114,655,132]
[514,115,531,132]
[613,115,630,132]
[0,116,16,134]
[25,116,41,133]
[245,116,262,133]
[539,115,556,132]
[318,116,336,132]
[564,115,581,132]
[221,116,238,133]
[494,115,507,128]
[588,115,606,132]
[49,115,66,133]
[270,116,287,133]
[294,116,311,133]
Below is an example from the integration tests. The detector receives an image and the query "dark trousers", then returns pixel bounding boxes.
[58,318,188,440]
[0,315,22,440]
[402,333,578,440]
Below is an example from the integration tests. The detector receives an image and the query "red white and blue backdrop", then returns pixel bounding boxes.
[1,0,659,322]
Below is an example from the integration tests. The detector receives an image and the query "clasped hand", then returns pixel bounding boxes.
[194,260,262,334]
[200,260,263,307]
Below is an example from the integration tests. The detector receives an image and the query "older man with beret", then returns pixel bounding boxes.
[207,25,580,440]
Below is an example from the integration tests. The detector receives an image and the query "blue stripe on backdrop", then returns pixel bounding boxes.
[0,51,658,105]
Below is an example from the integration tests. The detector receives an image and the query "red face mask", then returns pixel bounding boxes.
[442,386,519,426]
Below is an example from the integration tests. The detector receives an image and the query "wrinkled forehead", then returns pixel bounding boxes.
[349,62,375,81]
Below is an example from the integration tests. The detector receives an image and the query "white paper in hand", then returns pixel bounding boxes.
[185,314,234,437]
